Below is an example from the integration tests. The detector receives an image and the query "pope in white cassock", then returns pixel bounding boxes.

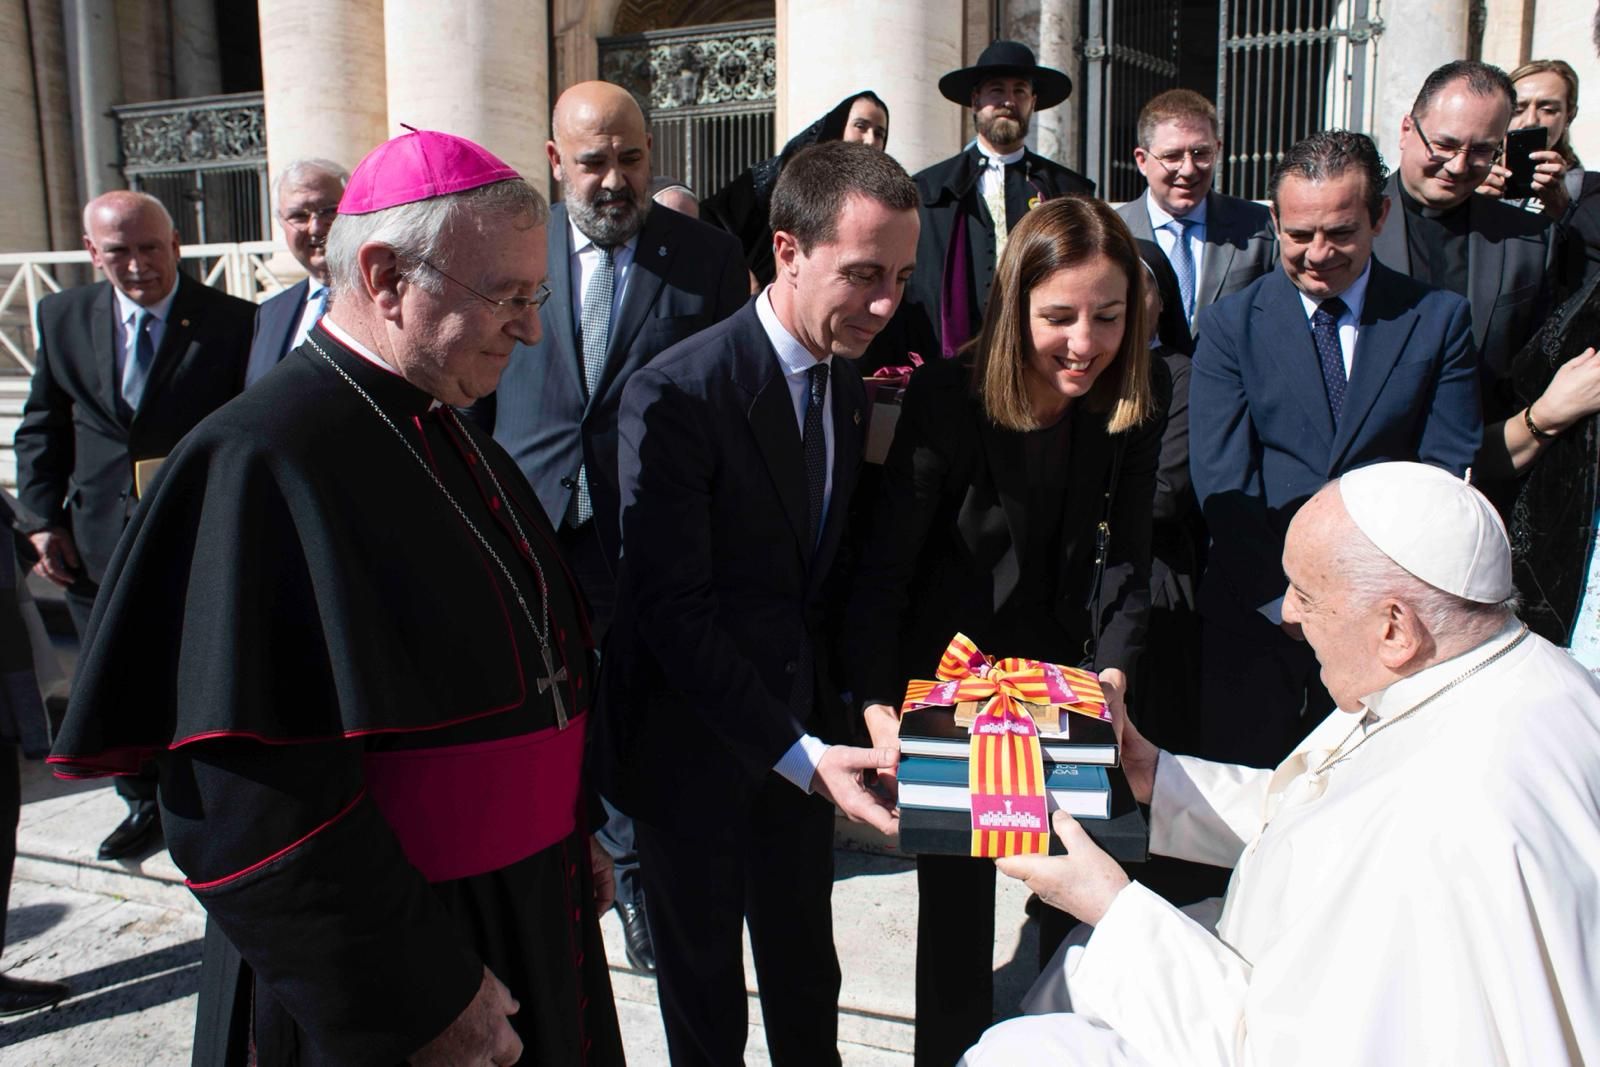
[962,461,1600,1067]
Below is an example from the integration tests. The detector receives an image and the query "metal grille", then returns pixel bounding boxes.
[1081,0,1182,201]
[599,19,776,200]
[133,166,269,246]
[1218,0,1383,199]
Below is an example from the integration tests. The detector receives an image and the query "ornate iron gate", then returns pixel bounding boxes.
[113,93,271,245]
[1218,0,1383,199]
[1080,0,1182,201]
[599,19,776,201]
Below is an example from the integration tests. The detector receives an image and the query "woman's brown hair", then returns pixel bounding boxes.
[1509,59,1581,168]
[968,195,1154,434]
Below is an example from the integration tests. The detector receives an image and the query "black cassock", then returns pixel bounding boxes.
[49,326,623,1066]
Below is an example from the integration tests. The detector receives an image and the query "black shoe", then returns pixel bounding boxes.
[0,974,68,1016]
[615,901,655,973]
[97,808,161,861]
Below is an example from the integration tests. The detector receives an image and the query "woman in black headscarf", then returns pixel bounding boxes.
[701,90,889,289]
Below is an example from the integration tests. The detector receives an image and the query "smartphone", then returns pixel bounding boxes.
[1503,126,1549,199]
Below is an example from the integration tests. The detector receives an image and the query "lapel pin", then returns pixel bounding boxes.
[853,408,862,425]
[658,245,667,257]
[180,319,190,327]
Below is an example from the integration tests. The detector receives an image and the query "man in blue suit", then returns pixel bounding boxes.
[474,81,744,972]
[604,141,908,1065]
[1190,131,1482,768]
[245,159,348,387]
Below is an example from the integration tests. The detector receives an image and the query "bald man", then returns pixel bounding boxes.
[14,190,255,859]
[472,81,744,970]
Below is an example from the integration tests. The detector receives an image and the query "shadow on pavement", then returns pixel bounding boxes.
[0,939,201,1047]
[4,903,70,946]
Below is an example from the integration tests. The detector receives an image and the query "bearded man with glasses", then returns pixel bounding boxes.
[1374,60,1589,465]
[1117,89,1275,342]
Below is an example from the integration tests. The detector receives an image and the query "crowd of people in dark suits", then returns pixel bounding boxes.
[4,26,1600,1067]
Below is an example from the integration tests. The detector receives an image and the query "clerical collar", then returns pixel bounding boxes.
[976,143,1025,169]
[1359,617,1526,721]
[1397,181,1468,221]
[114,279,178,327]
[1145,190,1208,230]
[318,318,441,412]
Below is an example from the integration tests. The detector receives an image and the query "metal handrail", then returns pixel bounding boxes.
[0,241,294,373]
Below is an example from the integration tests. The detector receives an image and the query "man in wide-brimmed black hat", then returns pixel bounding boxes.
[897,40,1094,363]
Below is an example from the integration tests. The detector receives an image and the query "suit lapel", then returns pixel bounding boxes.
[91,283,121,420]
[134,275,201,420]
[1371,180,1411,274]
[595,210,670,406]
[1261,271,1338,447]
[544,206,583,398]
[733,317,810,557]
[1328,262,1417,469]
[1198,191,1240,307]
[1466,195,1504,352]
[271,279,309,362]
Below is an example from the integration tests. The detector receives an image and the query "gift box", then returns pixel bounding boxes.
[863,355,921,465]
[894,634,1147,860]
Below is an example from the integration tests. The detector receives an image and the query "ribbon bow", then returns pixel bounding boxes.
[901,633,1110,724]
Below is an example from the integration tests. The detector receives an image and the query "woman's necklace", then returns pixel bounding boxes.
[309,336,569,727]
[1309,626,1530,778]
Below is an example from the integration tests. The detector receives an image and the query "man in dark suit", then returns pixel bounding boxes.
[1190,131,1482,769]
[475,81,745,972]
[1116,89,1276,335]
[603,141,909,1065]
[13,190,255,858]
[1373,60,1584,422]
[245,158,348,387]
[902,40,1093,360]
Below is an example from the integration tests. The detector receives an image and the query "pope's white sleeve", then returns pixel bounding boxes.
[1148,750,1269,869]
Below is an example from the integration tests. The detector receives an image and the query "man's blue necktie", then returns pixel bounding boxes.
[1165,217,1196,324]
[1311,296,1349,422]
[121,309,156,414]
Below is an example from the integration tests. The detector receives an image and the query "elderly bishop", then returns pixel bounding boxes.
[48,130,624,1066]
[965,461,1600,1066]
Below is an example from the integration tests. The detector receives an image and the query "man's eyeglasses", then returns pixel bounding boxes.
[417,257,552,320]
[1148,145,1217,171]
[1410,116,1504,168]
[280,206,339,230]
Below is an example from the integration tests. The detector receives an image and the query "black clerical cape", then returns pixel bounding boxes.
[49,327,622,1066]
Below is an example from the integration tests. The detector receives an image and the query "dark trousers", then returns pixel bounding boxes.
[637,775,841,1067]
[913,853,1071,1067]
[0,742,18,955]
[1197,607,1330,769]
[65,582,156,811]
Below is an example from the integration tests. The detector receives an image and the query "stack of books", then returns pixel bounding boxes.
[896,706,1126,858]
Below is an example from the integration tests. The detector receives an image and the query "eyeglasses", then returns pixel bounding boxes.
[1147,145,1217,171]
[280,206,339,230]
[416,258,551,320]
[1409,115,1504,167]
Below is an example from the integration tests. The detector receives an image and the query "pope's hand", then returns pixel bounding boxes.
[862,703,902,796]
[410,965,522,1066]
[812,745,900,836]
[995,811,1131,926]
[1100,667,1158,805]
[589,835,615,915]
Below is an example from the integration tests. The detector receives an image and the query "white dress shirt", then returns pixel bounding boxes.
[977,144,1026,223]
[754,285,835,793]
[112,283,178,388]
[291,280,329,352]
[1144,191,1209,299]
[567,217,637,333]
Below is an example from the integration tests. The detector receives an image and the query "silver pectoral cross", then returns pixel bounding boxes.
[538,645,569,728]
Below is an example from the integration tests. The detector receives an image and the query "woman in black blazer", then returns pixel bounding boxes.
[843,196,1168,1067]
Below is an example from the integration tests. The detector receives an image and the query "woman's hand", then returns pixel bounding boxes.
[1533,347,1600,433]
[1099,668,1158,805]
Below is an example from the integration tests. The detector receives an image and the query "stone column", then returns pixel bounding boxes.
[384,0,550,183]
[0,0,50,251]
[170,0,222,99]
[62,0,123,202]
[1369,0,1469,168]
[779,0,965,176]
[26,0,82,250]
[258,0,387,189]
[1002,0,1081,170]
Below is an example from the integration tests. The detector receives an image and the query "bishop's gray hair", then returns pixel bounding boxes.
[324,178,548,299]
[1326,497,1518,640]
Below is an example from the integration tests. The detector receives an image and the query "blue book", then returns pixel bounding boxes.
[897,757,1111,819]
